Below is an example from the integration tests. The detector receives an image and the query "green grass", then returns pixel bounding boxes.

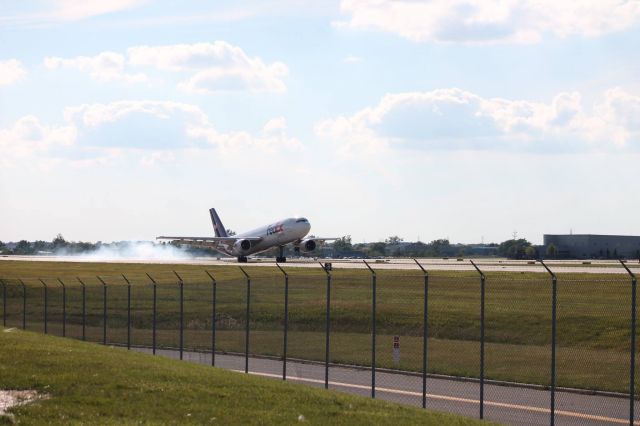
[0,259,636,394]
[0,328,488,425]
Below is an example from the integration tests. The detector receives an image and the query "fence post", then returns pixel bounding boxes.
[540,259,557,426]
[414,259,429,409]
[122,274,132,350]
[19,279,26,330]
[276,263,289,380]
[364,260,377,399]
[77,278,86,341]
[239,267,251,374]
[1,279,6,327]
[146,273,157,355]
[39,279,48,334]
[173,271,184,361]
[620,260,637,426]
[320,262,331,389]
[205,271,216,367]
[470,260,486,419]
[57,279,66,337]
[97,276,107,345]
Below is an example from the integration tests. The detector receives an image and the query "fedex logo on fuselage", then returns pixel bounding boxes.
[267,223,284,236]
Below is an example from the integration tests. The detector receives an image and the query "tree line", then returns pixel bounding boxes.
[0,234,556,260]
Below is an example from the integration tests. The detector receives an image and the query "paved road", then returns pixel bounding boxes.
[129,347,636,426]
[4,255,640,275]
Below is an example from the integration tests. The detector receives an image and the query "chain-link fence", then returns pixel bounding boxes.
[1,260,638,426]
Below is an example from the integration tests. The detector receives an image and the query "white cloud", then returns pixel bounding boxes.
[0,115,77,168]
[337,0,640,43]
[0,59,27,86]
[316,88,640,154]
[43,41,287,93]
[48,0,147,21]
[140,150,176,166]
[44,52,147,83]
[2,0,147,27]
[187,116,302,154]
[64,100,207,128]
[128,42,288,93]
[0,100,301,169]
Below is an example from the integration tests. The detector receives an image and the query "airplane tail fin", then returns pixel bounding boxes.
[209,208,228,237]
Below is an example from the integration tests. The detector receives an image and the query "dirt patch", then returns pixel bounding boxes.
[0,390,47,419]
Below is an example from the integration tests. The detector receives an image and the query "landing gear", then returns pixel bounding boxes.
[237,256,248,263]
[276,246,287,263]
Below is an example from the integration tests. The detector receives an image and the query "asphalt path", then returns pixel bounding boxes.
[129,347,637,426]
[4,255,640,275]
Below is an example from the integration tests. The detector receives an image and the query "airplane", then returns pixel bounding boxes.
[157,208,337,263]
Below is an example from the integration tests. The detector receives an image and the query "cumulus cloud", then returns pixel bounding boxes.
[43,41,287,93]
[337,0,640,43]
[187,115,302,154]
[0,100,301,168]
[0,59,27,86]
[0,116,76,161]
[44,52,147,83]
[316,88,640,155]
[128,42,288,93]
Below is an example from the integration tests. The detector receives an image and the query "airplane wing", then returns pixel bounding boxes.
[157,236,262,244]
[305,237,339,244]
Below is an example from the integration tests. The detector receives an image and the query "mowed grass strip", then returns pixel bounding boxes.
[0,259,635,393]
[0,329,488,425]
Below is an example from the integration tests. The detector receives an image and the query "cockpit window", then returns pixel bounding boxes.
[296,218,308,223]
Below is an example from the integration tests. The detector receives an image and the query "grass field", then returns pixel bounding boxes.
[0,328,489,425]
[0,259,637,394]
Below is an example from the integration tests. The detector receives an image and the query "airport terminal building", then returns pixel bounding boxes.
[543,234,640,259]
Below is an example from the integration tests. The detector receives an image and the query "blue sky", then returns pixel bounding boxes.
[1,0,640,244]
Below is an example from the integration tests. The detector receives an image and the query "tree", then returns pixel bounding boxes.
[525,246,537,259]
[367,242,387,257]
[385,236,404,245]
[33,240,48,253]
[13,240,33,255]
[498,239,532,259]
[226,229,236,236]
[52,233,68,249]
[333,235,353,252]
[546,243,557,258]
[428,239,450,257]
[0,241,5,253]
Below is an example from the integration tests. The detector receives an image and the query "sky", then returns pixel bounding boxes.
[1,0,640,245]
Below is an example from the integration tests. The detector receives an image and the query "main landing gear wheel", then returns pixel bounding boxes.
[276,256,287,263]
[237,256,248,263]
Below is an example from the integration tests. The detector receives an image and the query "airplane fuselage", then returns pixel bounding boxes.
[220,217,311,257]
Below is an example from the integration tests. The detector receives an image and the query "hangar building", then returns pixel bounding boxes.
[543,234,640,259]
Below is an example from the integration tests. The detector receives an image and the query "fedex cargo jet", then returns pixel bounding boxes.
[157,208,337,262]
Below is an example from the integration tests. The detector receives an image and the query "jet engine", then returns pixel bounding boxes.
[233,239,252,253]
[298,239,317,252]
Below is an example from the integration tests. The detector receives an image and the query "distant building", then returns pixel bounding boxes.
[543,234,640,259]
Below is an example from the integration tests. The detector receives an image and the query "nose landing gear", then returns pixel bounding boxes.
[237,256,248,263]
[276,246,287,263]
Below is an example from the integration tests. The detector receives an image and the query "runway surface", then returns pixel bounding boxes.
[129,347,636,426]
[3,255,640,275]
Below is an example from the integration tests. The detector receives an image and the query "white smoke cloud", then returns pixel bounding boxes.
[57,241,195,261]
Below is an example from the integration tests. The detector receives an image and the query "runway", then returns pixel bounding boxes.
[129,347,636,426]
[3,255,639,275]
